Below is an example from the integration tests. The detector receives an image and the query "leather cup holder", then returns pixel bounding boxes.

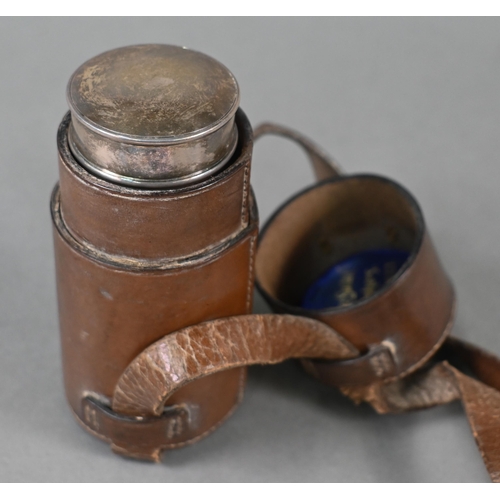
[256,174,454,385]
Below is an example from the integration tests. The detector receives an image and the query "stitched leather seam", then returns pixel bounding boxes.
[245,236,256,312]
[240,162,250,226]
[154,367,248,452]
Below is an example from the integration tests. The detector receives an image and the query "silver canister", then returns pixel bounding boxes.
[66,44,240,188]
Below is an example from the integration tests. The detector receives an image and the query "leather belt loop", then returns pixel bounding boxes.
[303,343,398,387]
[80,398,191,462]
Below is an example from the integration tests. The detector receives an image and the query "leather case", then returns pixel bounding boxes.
[52,107,500,480]
[51,109,258,460]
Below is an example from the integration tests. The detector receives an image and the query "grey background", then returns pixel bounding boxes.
[1,17,499,482]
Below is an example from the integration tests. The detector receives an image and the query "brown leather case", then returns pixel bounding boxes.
[51,109,258,459]
[52,115,500,480]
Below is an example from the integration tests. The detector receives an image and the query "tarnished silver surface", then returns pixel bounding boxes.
[67,44,240,187]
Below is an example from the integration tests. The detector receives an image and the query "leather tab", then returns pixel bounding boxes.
[303,343,397,387]
[81,398,190,462]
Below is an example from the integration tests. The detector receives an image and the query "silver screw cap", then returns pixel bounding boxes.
[67,44,240,188]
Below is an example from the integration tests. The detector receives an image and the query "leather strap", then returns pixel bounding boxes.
[341,337,500,482]
[86,122,500,482]
[112,315,357,417]
[82,314,358,461]
[253,122,342,181]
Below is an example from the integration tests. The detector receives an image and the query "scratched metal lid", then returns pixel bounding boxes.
[66,44,240,188]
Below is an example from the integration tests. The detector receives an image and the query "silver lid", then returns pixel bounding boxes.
[66,44,240,188]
